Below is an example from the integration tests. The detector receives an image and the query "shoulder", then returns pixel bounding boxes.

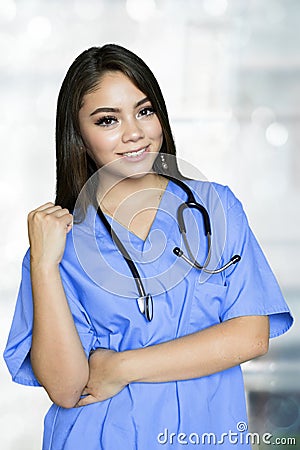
[184,179,241,212]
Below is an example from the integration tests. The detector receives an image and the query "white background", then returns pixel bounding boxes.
[0,0,299,448]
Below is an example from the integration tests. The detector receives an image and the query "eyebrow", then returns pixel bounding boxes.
[89,97,150,117]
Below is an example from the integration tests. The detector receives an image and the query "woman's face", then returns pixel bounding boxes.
[78,71,163,180]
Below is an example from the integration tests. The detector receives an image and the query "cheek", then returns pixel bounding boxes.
[84,129,121,153]
[155,123,164,149]
[146,118,163,142]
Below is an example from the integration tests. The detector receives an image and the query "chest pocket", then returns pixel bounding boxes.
[188,279,228,333]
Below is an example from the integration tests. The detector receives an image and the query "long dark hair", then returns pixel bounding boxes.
[55,44,184,212]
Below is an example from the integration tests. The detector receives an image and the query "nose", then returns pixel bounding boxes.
[122,118,145,143]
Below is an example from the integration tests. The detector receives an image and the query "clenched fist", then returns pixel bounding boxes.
[28,202,73,267]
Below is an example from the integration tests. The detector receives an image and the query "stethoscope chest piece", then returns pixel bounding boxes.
[137,294,153,321]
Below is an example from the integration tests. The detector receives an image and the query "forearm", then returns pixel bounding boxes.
[120,316,269,384]
[30,261,89,408]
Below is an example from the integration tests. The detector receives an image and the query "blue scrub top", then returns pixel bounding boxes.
[3,179,293,449]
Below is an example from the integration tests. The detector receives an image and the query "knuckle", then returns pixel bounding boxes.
[30,210,42,222]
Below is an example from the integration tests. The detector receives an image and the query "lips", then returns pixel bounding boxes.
[118,145,149,158]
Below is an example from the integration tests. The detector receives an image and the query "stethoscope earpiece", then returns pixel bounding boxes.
[173,247,183,257]
[230,255,241,264]
[173,246,241,274]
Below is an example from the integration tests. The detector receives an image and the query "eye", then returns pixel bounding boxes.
[138,106,155,118]
[95,116,118,127]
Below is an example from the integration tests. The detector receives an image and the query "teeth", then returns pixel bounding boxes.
[122,147,146,157]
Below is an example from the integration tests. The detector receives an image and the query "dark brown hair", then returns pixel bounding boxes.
[55,44,183,212]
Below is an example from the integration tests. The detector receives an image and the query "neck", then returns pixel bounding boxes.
[97,171,163,207]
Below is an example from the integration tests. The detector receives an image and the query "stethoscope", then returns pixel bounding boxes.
[96,175,241,322]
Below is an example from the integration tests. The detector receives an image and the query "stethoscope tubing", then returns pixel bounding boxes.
[97,206,154,321]
[96,175,241,322]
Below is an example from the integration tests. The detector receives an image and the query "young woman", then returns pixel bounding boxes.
[4,44,293,449]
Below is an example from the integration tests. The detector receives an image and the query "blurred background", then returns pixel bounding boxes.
[0,0,299,448]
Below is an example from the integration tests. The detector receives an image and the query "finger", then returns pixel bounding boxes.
[53,213,73,233]
[28,204,62,218]
[53,208,72,218]
[32,202,56,212]
[60,213,73,227]
[40,206,65,215]
[30,203,70,216]
[44,209,74,231]
[66,222,73,234]
[76,395,99,407]
[30,206,72,221]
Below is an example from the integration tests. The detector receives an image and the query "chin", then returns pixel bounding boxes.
[120,166,156,180]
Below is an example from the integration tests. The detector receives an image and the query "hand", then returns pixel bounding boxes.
[76,349,127,407]
[28,202,73,267]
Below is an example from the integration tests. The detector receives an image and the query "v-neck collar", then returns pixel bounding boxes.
[100,179,172,245]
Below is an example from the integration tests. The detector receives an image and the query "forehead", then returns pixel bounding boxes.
[82,71,146,107]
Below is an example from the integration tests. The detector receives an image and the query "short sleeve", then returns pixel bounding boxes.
[220,189,293,338]
[3,250,99,387]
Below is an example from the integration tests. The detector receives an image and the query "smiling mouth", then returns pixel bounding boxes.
[118,146,149,158]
